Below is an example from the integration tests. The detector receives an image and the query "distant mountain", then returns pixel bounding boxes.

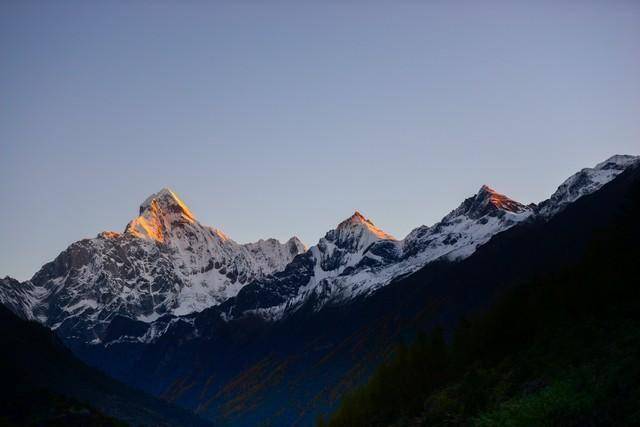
[0,303,211,427]
[1,188,305,341]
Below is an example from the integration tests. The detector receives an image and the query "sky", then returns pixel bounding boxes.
[1,1,639,281]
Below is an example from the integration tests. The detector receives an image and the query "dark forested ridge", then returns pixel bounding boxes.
[0,304,212,427]
[324,171,640,426]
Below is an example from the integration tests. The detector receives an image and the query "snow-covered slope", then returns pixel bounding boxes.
[225,185,534,321]
[120,188,305,315]
[1,189,305,341]
[538,155,639,217]
[402,185,533,262]
[223,155,639,322]
[0,277,40,320]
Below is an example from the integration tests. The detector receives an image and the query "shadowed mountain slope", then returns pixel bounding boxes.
[0,304,211,427]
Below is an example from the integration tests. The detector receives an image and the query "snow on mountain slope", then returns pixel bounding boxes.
[0,276,41,320]
[315,211,396,273]
[220,211,399,320]
[334,185,534,296]
[121,188,306,316]
[3,189,305,341]
[538,155,639,217]
[225,155,639,322]
[224,186,534,321]
[402,185,532,262]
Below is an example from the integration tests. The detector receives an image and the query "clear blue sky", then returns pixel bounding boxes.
[1,1,639,280]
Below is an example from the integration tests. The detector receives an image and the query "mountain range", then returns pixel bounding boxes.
[1,188,305,342]
[2,154,639,426]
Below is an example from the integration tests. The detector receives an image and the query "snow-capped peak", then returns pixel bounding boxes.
[140,188,195,219]
[1,188,307,340]
[340,210,367,224]
[448,185,528,221]
[286,236,308,253]
[477,185,528,212]
[338,211,394,238]
[330,211,395,251]
[125,188,195,242]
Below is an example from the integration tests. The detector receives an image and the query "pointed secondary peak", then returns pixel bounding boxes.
[448,185,529,220]
[346,210,368,223]
[287,236,308,251]
[478,184,496,194]
[476,184,501,201]
[474,185,527,214]
[324,210,395,252]
[336,210,395,241]
[338,210,372,228]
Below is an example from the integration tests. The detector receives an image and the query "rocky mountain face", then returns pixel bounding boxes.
[0,277,41,321]
[1,189,305,342]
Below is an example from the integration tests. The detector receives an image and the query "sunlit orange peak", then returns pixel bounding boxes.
[125,188,197,243]
[478,185,525,212]
[341,210,396,240]
[143,188,196,223]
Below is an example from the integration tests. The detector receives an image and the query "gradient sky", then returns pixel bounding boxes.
[1,1,639,280]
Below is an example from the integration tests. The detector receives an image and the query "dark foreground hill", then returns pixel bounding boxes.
[325,170,640,425]
[0,304,211,427]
